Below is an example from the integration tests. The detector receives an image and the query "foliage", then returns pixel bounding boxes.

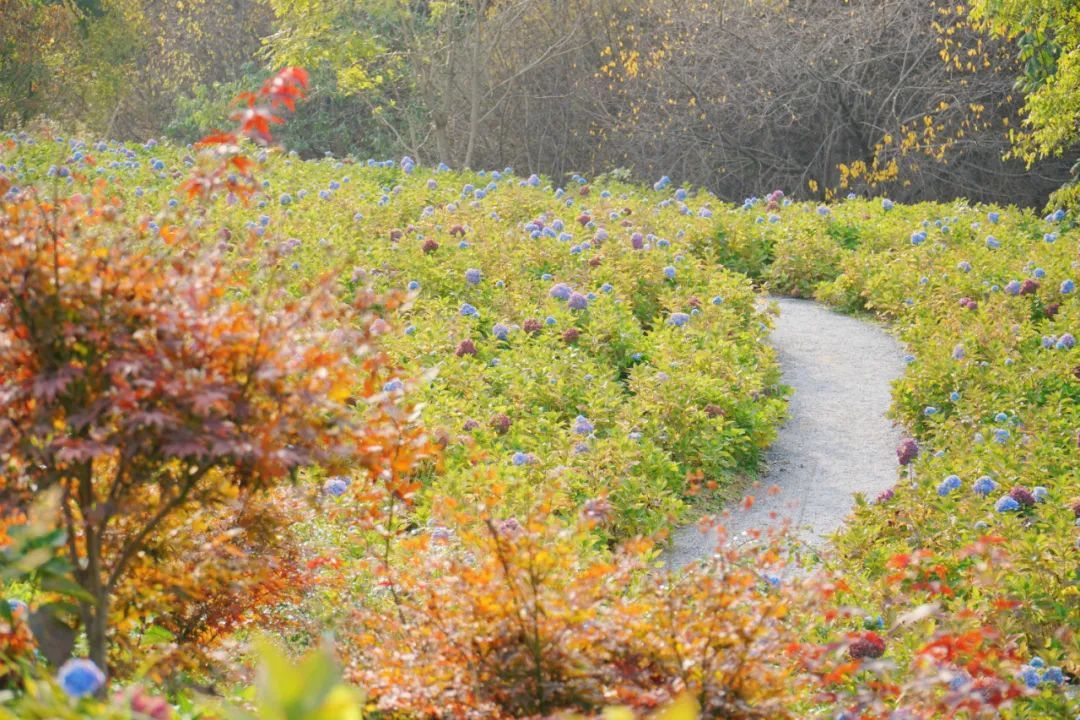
[967,0,1080,208]
[0,70,434,673]
[2,124,1077,717]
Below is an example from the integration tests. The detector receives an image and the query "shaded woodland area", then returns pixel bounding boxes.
[1,0,1075,203]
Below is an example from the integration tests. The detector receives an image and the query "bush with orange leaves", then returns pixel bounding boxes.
[345,498,822,719]
[337,491,1046,720]
[0,67,435,676]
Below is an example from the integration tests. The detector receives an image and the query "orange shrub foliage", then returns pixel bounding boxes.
[346,501,821,719]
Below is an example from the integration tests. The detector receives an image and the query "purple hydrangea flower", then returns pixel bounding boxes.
[57,659,106,698]
[465,268,482,285]
[492,323,510,340]
[1004,280,1021,296]
[568,292,589,310]
[897,438,919,465]
[549,283,572,300]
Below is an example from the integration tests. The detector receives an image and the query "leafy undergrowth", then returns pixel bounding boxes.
[716,193,1079,716]
[1,132,785,541]
[1,131,1077,718]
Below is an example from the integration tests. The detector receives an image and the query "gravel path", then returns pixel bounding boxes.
[666,297,906,568]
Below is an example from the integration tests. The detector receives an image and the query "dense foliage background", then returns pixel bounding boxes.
[2,0,1078,207]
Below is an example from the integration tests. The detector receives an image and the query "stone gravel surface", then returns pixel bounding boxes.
[666,297,906,568]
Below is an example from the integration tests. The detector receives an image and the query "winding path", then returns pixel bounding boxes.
[666,297,906,568]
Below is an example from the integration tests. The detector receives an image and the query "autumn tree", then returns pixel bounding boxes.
[0,69,432,670]
[967,0,1080,207]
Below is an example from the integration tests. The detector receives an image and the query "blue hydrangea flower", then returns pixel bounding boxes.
[383,378,404,392]
[324,476,350,496]
[545,316,556,325]
[882,198,894,211]
[957,261,971,272]
[924,406,938,416]
[573,415,594,434]
[1004,280,1021,296]
[1056,333,1075,350]
[663,266,676,280]
[995,495,1021,512]
[911,231,926,245]
[601,283,613,293]
[1050,208,1066,222]
[994,412,1009,423]
[460,303,478,317]
[1042,666,1065,685]
[1019,666,1041,688]
[465,268,482,285]
[405,325,416,335]
[711,295,723,305]
[952,344,965,360]
[492,323,510,340]
[993,428,1010,443]
[407,280,420,291]
[511,451,532,466]
[668,312,690,327]
[987,211,1000,223]
[972,476,996,496]
[986,236,1001,250]
[949,391,960,402]
[1061,279,1075,294]
[57,659,106,698]
[937,474,962,496]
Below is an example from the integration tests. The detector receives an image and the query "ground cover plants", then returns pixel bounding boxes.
[0,76,1076,719]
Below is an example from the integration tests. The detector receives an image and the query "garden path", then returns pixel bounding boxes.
[666,297,906,568]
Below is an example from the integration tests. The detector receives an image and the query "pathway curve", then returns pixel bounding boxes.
[666,297,906,568]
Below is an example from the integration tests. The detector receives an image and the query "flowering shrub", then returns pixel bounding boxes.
[1,127,1076,718]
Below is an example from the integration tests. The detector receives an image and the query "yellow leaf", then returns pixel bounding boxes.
[653,693,700,720]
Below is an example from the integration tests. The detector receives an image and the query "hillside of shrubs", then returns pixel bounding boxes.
[0,88,1077,718]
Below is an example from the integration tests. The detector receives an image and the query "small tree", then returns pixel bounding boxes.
[0,69,432,670]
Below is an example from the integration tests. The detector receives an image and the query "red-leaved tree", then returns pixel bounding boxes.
[0,68,433,671]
